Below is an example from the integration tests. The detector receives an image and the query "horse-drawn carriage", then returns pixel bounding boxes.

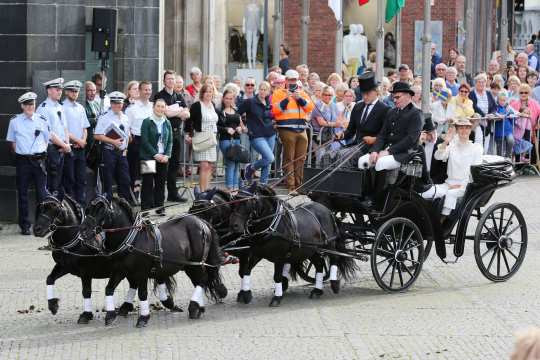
[300,149,528,292]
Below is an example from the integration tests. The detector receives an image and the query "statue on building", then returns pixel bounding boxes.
[343,23,368,76]
[243,0,263,69]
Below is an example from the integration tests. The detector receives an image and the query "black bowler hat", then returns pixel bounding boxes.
[390,81,415,96]
[423,114,435,132]
[358,72,379,92]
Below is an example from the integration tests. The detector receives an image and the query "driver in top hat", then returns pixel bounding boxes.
[358,81,423,171]
[340,72,389,151]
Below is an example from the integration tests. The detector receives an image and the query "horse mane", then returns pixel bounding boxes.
[213,188,232,202]
[255,182,276,197]
[112,196,135,223]
[63,194,84,222]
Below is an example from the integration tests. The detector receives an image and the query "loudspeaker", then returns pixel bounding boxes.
[91,8,117,53]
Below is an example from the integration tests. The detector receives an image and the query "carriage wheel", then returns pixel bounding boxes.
[296,258,330,284]
[371,217,424,292]
[474,203,527,282]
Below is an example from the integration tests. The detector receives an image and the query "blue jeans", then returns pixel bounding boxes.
[250,135,276,184]
[219,139,241,190]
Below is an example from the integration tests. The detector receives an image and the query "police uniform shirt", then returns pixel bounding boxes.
[36,98,67,143]
[6,113,49,155]
[125,100,153,136]
[94,110,130,151]
[63,99,90,140]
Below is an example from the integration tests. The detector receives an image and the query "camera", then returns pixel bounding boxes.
[288,83,298,92]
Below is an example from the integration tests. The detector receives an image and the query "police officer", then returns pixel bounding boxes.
[7,92,50,235]
[62,80,90,205]
[37,78,71,198]
[93,91,132,202]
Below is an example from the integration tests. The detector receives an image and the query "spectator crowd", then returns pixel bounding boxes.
[7,35,540,234]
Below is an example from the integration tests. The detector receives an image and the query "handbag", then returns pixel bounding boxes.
[140,159,157,174]
[192,131,217,152]
[225,144,251,163]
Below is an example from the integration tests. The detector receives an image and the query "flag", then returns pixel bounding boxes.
[386,0,406,23]
[328,0,342,21]
[359,0,369,5]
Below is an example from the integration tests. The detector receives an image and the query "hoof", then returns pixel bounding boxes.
[309,288,324,299]
[48,298,59,315]
[161,297,183,312]
[269,296,282,307]
[188,301,205,319]
[117,302,134,317]
[216,283,228,300]
[77,311,94,324]
[282,277,289,293]
[135,315,150,328]
[330,279,341,294]
[236,290,253,304]
[104,310,117,326]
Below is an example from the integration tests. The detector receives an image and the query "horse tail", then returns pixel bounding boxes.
[203,226,227,302]
[333,217,358,282]
[288,263,299,281]
[152,275,177,297]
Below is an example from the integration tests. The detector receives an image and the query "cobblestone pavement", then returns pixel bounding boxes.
[1,178,540,359]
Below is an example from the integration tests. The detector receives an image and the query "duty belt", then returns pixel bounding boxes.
[16,152,47,160]
[276,124,308,130]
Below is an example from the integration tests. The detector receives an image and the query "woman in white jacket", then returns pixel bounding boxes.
[430,88,456,135]
[421,117,483,217]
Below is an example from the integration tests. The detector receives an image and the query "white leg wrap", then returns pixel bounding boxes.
[315,272,324,289]
[330,265,338,281]
[241,275,251,291]
[47,285,54,300]
[191,286,205,306]
[125,288,136,304]
[158,284,168,301]
[140,300,150,316]
[105,295,115,312]
[83,298,92,313]
[274,282,283,297]
[282,263,291,278]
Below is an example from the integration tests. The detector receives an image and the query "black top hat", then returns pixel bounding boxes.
[423,114,435,132]
[358,72,379,92]
[390,81,415,96]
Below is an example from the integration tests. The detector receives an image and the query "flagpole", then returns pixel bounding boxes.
[375,0,385,81]
[335,0,343,74]
[421,0,432,114]
[301,0,310,65]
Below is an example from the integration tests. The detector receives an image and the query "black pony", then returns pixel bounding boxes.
[78,196,227,327]
[228,183,357,306]
[33,195,135,324]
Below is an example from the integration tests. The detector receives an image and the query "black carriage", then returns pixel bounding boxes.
[299,153,528,292]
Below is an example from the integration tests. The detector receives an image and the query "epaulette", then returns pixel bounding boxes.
[41,102,46,107]
[38,114,46,121]
[58,100,63,105]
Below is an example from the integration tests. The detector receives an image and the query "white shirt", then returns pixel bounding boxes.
[435,139,483,186]
[94,110,130,151]
[62,99,90,140]
[125,100,153,136]
[6,113,49,155]
[36,97,67,143]
[474,89,489,115]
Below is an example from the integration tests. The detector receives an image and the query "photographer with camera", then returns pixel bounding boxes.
[271,69,314,195]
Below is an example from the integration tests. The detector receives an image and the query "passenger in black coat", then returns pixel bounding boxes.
[343,99,389,149]
[420,116,447,185]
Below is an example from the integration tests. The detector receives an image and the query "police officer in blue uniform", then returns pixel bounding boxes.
[93,91,132,202]
[36,78,71,198]
[62,80,90,205]
[7,92,50,235]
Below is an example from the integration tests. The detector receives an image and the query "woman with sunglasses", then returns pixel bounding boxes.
[510,83,540,163]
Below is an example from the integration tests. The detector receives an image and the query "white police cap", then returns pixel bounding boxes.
[18,92,37,104]
[43,77,64,89]
[109,91,126,103]
[64,80,82,91]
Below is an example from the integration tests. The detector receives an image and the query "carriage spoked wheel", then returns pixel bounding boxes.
[474,203,527,282]
[296,258,330,284]
[370,217,424,292]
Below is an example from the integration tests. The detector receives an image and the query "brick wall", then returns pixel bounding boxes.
[283,0,337,80]
[400,1,465,70]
